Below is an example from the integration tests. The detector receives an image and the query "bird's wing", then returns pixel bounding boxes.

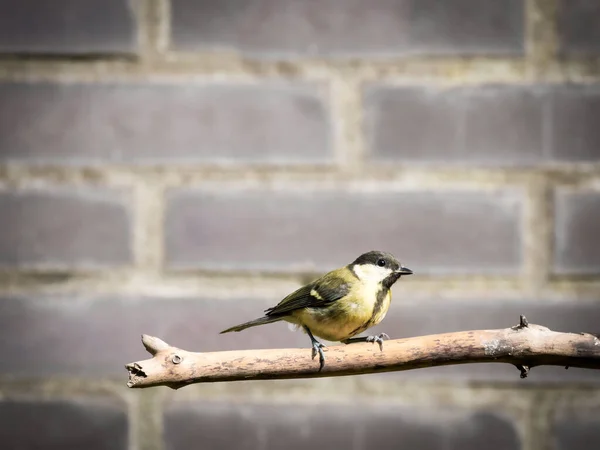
[264,275,351,317]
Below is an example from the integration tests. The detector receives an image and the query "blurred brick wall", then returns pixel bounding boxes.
[0,0,599,449]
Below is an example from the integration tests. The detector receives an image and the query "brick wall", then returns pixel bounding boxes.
[0,1,599,449]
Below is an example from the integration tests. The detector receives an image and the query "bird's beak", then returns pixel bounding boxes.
[396,267,413,275]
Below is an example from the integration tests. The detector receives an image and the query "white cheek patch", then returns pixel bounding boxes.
[353,264,392,282]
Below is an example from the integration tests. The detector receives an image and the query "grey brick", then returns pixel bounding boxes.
[364,409,520,450]
[0,82,330,165]
[0,397,128,450]
[0,294,308,377]
[550,87,600,162]
[558,0,600,54]
[367,85,600,165]
[2,294,598,383]
[554,407,600,450]
[366,85,544,165]
[171,0,524,57]
[165,188,522,275]
[409,0,524,56]
[554,190,600,275]
[0,188,131,269]
[0,0,135,54]
[165,401,520,450]
[165,402,356,450]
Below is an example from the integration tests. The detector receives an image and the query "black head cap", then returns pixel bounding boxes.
[352,250,401,271]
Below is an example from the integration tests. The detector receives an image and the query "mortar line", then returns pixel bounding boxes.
[134,390,165,450]
[527,390,561,450]
[127,391,140,450]
[522,174,553,296]
[525,0,560,81]
[329,74,365,171]
[132,0,171,62]
[4,164,600,188]
[2,270,599,300]
[133,179,166,274]
[1,56,599,84]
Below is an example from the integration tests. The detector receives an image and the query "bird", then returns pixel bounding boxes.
[220,250,413,370]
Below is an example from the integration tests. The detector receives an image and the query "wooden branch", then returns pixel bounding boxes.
[125,316,600,389]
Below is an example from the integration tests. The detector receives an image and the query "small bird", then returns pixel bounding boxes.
[220,250,413,370]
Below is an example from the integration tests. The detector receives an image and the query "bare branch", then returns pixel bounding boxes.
[125,316,600,389]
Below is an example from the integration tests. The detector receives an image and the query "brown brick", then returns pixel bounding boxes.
[0,188,131,269]
[553,406,600,450]
[171,0,524,57]
[558,0,600,55]
[0,0,135,54]
[553,190,600,275]
[550,87,600,162]
[1,294,597,383]
[0,82,330,165]
[0,398,128,450]
[165,401,520,450]
[165,187,522,274]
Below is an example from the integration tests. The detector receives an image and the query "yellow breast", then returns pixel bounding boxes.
[288,281,392,342]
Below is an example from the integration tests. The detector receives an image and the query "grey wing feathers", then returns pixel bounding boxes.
[264,276,351,317]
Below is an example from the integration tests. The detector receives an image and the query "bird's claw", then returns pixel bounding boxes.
[365,333,389,351]
[311,341,327,371]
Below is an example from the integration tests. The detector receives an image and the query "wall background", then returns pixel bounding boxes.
[0,0,599,449]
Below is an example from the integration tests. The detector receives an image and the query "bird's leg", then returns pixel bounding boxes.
[303,326,326,371]
[342,333,389,351]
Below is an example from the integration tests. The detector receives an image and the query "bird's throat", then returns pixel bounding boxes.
[382,272,403,289]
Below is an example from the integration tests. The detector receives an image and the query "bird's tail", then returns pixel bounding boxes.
[220,316,283,334]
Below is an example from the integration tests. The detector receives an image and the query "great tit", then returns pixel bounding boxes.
[220,250,413,370]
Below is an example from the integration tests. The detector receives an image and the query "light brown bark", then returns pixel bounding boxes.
[125,316,600,389]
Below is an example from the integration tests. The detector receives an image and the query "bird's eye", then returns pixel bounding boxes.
[377,259,386,267]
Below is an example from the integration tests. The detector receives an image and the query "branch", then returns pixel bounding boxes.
[125,316,600,389]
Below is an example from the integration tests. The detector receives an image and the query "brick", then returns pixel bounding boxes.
[549,87,600,162]
[171,0,523,57]
[364,410,520,450]
[0,0,135,54]
[554,407,600,450]
[0,294,308,377]
[0,398,128,450]
[0,188,131,269]
[1,294,598,383]
[165,402,356,450]
[553,191,600,275]
[366,85,600,165]
[165,401,520,450]
[165,187,522,274]
[0,82,330,165]
[558,0,600,55]
[409,0,524,56]
[366,85,545,165]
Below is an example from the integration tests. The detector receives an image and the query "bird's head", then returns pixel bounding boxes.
[350,250,412,288]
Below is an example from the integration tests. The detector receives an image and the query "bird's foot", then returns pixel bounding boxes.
[343,333,389,351]
[311,341,327,371]
[365,333,389,351]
